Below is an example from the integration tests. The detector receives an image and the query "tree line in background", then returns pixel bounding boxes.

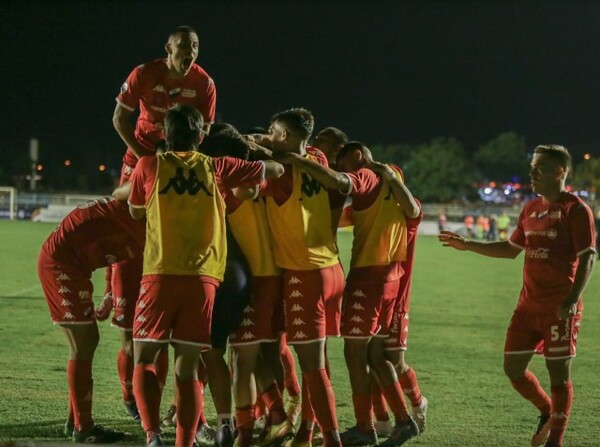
[0,131,596,200]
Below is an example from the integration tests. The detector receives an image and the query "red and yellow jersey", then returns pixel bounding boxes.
[225,195,280,277]
[346,166,407,269]
[116,58,216,168]
[263,148,339,270]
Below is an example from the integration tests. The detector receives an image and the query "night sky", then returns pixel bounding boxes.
[2,0,600,172]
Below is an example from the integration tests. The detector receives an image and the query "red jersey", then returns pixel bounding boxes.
[509,192,596,314]
[41,198,146,273]
[128,154,265,206]
[116,58,217,168]
[396,206,423,312]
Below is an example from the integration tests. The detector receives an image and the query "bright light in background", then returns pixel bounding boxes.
[36,164,43,171]
[98,164,106,172]
[583,153,591,160]
[64,160,71,166]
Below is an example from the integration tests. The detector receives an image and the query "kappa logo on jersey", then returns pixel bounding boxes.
[240,318,254,327]
[349,327,363,335]
[350,315,364,323]
[288,276,302,284]
[153,85,166,93]
[289,290,303,298]
[352,289,366,298]
[547,228,558,240]
[525,248,550,259]
[63,312,75,320]
[241,332,255,340]
[79,290,91,301]
[292,318,305,326]
[159,168,213,196]
[61,299,72,307]
[58,286,71,295]
[181,88,196,98]
[293,331,308,339]
[291,304,304,312]
[300,173,323,198]
[351,302,365,310]
[56,273,71,281]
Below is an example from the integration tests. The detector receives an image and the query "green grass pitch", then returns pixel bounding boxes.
[1,220,599,446]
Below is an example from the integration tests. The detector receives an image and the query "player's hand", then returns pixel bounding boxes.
[95,292,114,321]
[557,302,577,319]
[438,230,469,250]
[246,133,271,147]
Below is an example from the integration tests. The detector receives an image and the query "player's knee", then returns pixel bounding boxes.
[503,359,525,381]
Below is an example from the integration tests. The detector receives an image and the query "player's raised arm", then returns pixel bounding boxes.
[369,160,420,219]
[438,230,522,259]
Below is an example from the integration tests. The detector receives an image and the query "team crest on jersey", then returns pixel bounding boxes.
[120,82,128,94]
[547,228,557,240]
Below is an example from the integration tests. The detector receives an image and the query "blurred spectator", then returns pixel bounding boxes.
[438,212,447,232]
[487,214,498,241]
[497,211,510,240]
[464,215,474,237]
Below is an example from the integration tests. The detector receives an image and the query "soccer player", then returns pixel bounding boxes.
[38,197,146,443]
[278,142,422,447]
[250,108,345,447]
[439,145,596,447]
[312,127,349,167]
[127,105,283,447]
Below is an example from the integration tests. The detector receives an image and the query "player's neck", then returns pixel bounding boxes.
[541,186,566,203]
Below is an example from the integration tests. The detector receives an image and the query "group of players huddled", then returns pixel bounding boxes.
[38,25,596,447]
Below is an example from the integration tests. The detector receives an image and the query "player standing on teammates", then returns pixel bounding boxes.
[276,142,423,447]
[250,108,345,447]
[38,198,146,443]
[439,145,595,447]
[108,25,217,419]
[127,105,283,447]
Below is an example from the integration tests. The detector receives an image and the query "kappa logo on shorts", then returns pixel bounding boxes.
[289,290,303,298]
[63,312,75,320]
[58,286,71,295]
[116,297,127,307]
[136,315,146,323]
[241,332,255,340]
[351,302,365,311]
[56,273,71,281]
[61,299,73,307]
[138,301,146,309]
[293,331,308,339]
[288,276,302,284]
[349,327,363,335]
[291,304,304,312]
[243,305,254,313]
[292,318,305,326]
[350,315,364,322]
[240,318,254,327]
[352,289,366,298]
[139,286,147,295]
[78,291,91,301]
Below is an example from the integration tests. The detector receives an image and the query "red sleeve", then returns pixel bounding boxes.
[116,65,145,111]
[509,207,527,249]
[128,156,157,207]
[199,78,217,124]
[214,157,265,191]
[569,201,596,256]
[346,169,380,197]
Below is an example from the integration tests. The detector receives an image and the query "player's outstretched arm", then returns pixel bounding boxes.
[112,181,132,201]
[276,152,351,193]
[113,103,153,159]
[263,160,285,179]
[439,230,522,259]
[369,161,420,219]
[558,250,596,318]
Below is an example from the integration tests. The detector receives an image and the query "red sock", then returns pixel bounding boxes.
[280,336,301,397]
[154,348,169,393]
[381,381,410,423]
[295,420,315,443]
[398,368,422,408]
[548,381,573,446]
[117,349,134,402]
[68,397,74,424]
[67,359,94,432]
[262,383,286,425]
[301,375,316,423]
[235,405,255,447]
[133,364,161,432]
[352,393,374,433]
[176,379,201,447]
[304,369,339,433]
[255,396,266,420]
[371,381,389,421]
[198,380,207,426]
[510,371,551,415]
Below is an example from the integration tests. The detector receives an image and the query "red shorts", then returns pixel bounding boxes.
[133,274,218,348]
[283,263,345,344]
[341,275,399,339]
[110,257,143,331]
[504,309,582,360]
[229,275,284,346]
[385,311,410,351]
[38,249,95,325]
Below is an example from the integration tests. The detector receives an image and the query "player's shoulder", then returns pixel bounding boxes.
[189,63,214,84]
[133,58,166,75]
[306,146,328,165]
[563,192,593,215]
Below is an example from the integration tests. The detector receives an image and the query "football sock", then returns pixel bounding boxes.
[67,359,94,432]
[510,371,552,415]
[304,368,338,432]
[235,405,255,447]
[381,381,411,423]
[133,363,161,432]
[176,379,201,447]
[261,383,286,425]
[398,368,423,408]
[371,382,389,421]
[280,336,301,397]
[117,348,134,402]
[548,381,573,446]
[301,375,316,423]
[197,379,207,426]
[352,393,374,432]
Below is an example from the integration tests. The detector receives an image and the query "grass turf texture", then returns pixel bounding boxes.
[1,220,599,446]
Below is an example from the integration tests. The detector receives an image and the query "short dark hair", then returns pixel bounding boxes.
[336,141,371,163]
[319,127,349,145]
[164,105,204,151]
[534,144,572,171]
[270,108,314,140]
[201,124,250,160]
[169,25,198,40]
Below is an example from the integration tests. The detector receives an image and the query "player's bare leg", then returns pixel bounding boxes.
[544,358,573,447]
[504,353,551,446]
[117,330,140,421]
[276,335,301,423]
[202,348,233,447]
[231,344,260,447]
